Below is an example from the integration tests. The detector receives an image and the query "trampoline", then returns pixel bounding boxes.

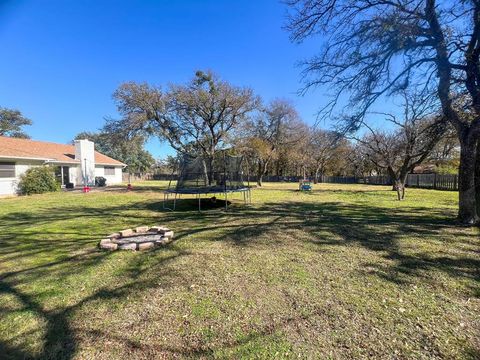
[163,153,252,211]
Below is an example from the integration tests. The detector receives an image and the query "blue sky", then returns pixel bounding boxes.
[0,0,331,158]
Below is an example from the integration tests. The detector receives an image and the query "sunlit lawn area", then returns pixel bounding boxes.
[0,182,478,359]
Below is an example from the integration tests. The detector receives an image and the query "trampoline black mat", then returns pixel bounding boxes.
[165,187,250,195]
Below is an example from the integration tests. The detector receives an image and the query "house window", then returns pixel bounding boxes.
[0,162,15,178]
[104,166,115,176]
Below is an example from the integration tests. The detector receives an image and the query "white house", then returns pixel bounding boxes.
[0,136,126,195]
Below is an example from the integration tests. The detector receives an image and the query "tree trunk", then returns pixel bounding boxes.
[398,172,408,200]
[387,168,397,192]
[392,178,406,201]
[202,159,209,186]
[257,162,263,187]
[475,139,480,219]
[458,138,479,224]
[314,168,320,184]
[257,160,270,187]
[387,167,406,200]
[257,175,263,187]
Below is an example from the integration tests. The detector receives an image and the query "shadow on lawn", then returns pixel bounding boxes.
[0,242,192,359]
[151,200,479,290]
[1,197,477,289]
[0,196,478,358]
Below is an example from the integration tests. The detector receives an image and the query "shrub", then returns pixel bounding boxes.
[18,166,59,195]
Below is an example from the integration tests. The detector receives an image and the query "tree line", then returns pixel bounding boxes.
[2,0,479,224]
[105,70,457,202]
[1,69,459,202]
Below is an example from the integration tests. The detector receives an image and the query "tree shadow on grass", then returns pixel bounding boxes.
[148,199,479,291]
[0,242,191,360]
[0,195,478,358]
[1,196,477,290]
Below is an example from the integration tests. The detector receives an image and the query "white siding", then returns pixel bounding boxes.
[95,166,123,185]
[0,160,44,195]
[0,178,17,195]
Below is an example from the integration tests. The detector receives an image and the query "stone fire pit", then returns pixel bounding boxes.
[99,226,174,251]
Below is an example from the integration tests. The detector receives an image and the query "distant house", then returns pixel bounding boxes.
[0,136,126,195]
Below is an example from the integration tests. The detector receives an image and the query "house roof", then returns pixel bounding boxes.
[0,136,125,166]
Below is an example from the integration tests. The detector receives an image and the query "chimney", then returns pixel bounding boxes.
[74,139,95,186]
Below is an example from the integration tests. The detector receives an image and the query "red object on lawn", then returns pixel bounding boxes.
[83,186,90,193]
[127,184,132,191]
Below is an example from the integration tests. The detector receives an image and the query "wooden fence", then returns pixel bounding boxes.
[406,173,458,190]
[122,173,155,182]
[126,172,459,191]
[357,173,458,191]
[254,173,459,191]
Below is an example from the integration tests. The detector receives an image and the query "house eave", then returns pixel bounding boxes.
[0,155,53,162]
[44,160,80,165]
[96,162,127,167]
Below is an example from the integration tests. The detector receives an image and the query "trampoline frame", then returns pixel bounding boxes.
[163,187,252,211]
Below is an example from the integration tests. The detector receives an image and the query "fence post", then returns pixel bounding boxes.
[433,173,437,189]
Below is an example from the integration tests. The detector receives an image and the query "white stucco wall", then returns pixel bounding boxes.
[0,160,44,195]
[75,139,95,186]
[95,165,123,185]
[69,166,78,187]
[0,156,122,195]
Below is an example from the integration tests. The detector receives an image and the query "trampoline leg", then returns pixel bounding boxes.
[173,193,177,211]
[225,191,228,211]
[162,192,175,211]
[198,194,201,212]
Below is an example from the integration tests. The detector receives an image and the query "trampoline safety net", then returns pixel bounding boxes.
[170,154,248,194]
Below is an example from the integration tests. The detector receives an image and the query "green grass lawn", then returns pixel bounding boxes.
[0,182,478,359]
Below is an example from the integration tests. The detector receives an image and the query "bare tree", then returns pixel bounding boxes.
[346,143,378,178]
[110,70,259,184]
[238,99,303,186]
[428,127,460,173]
[306,129,345,183]
[286,0,480,224]
[354,93,446,200]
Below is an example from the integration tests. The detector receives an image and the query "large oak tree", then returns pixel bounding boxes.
[0,107,32,138]
[286,0,480,224]
[110,71,258,184]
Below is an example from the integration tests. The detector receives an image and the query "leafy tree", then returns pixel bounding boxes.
[286,0,480,224]
[152,156,178,174]
[74,131,155,174]
[0,107,32,138]
[110,70,259,185]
